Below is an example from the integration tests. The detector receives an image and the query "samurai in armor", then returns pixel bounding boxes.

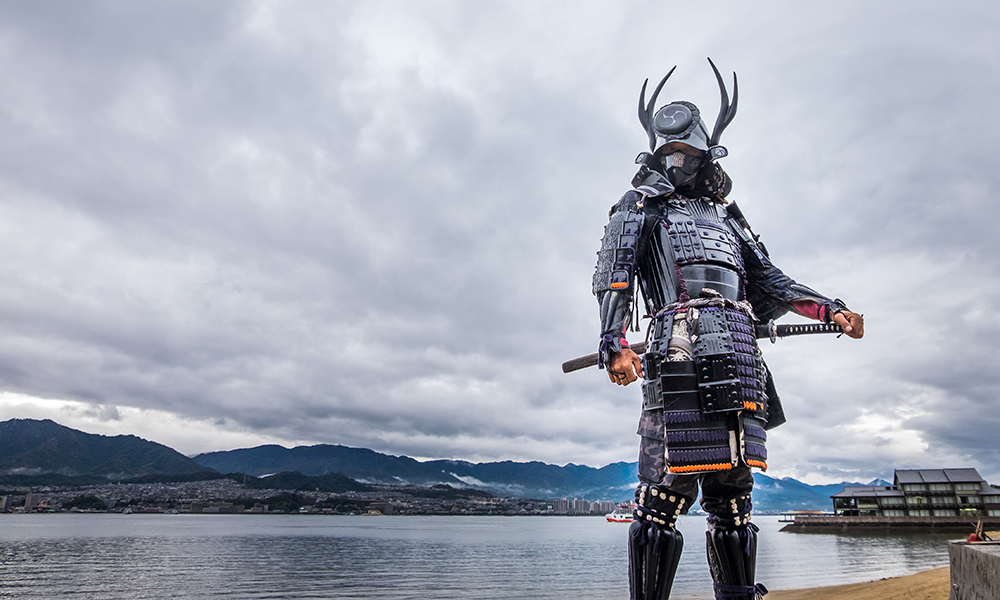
[593,60,864,600]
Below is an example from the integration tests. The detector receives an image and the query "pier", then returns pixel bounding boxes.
[780,514,1000,533]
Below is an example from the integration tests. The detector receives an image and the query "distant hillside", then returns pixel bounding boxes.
[0,418,215,480]
[192,444,465,485]
[1,418,884,510]
[245,471,373,493]
[192,444,636,500]
[422,458,637,501]
[192,443,866,510]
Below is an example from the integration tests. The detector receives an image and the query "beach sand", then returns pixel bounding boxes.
[768,530,999,599]
[767,566,950,600]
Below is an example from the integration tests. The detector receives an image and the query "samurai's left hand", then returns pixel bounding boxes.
[832,310,864,339]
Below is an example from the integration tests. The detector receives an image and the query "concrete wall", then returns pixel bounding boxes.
[950,541,1000,600]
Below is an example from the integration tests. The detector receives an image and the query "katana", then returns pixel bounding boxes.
[561,320,843,373]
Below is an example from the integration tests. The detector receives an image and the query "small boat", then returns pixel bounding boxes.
[606,505,635,522]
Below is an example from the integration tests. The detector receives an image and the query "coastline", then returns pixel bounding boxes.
[767,566,949,600]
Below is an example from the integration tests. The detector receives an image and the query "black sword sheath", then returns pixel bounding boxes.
[561,321,843,374]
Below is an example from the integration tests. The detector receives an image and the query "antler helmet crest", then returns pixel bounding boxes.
[638,58,738,157]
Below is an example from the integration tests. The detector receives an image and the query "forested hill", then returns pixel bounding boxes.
[192,443,638,501]
[192,443,871,509]
[0,418,214,481]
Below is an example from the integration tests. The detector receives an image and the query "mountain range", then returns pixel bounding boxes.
[191,442,883,510]
[1,418,883,511]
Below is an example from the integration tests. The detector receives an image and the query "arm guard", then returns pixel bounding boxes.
[725,206,849,322]
[594,192,645,368]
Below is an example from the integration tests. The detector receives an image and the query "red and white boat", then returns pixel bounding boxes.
[606,504,635,522]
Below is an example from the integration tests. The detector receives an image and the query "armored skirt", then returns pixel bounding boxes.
[637,300,769,478]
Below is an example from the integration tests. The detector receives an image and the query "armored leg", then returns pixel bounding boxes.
[704,493,767,600]
[628,484,689,600]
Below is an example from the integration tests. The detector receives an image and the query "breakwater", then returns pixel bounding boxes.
[781,514,1000,533]
[949,540,1000,600]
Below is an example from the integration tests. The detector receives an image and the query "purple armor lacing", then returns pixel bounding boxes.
[666,429,730,444]
[631,521,667,554]
[663,411,727,424]
[597,333,617,369]
[670,448,731,463]
[714,582,768,600]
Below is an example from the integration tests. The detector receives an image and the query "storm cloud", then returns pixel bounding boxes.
[0,0,997,484]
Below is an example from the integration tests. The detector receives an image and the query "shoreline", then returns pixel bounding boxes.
[767,566,949,600]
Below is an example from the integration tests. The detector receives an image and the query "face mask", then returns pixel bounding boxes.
[661,151,702,187]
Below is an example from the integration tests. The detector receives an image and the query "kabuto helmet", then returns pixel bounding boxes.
[638,58,739,162]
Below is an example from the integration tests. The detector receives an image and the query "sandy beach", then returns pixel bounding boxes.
[768,566,949,600]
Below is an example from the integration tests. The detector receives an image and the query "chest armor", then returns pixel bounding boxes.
[639,198,745,312]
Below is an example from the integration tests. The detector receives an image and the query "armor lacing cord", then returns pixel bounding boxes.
[634,484,688,529]
[713,582,768,600]
[652,293,757,324]
[675,262,691,302]
[597,333,618,369]
[707,493,754,528]
[631,287,643,333]
[631,520,666,555]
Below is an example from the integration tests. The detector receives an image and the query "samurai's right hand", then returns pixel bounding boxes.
[608,348,644,386]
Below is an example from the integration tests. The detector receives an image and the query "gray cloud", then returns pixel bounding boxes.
[0,0,997,483]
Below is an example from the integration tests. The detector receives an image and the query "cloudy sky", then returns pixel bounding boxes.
[0,1,997,485]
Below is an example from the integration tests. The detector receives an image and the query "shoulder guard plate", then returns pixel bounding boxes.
[594,192,644,295]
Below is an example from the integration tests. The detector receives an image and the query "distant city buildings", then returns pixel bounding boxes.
[550,498,619,515]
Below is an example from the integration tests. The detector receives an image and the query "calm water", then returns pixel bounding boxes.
[0,514,954,599]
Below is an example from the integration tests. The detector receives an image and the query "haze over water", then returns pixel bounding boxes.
[0,514,953,599]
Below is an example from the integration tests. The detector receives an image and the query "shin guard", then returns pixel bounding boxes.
[629,520,683,600]
[705,515,766,600]
[628,484,687,600]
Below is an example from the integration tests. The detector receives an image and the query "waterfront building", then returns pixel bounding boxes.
[832,468,1000,517]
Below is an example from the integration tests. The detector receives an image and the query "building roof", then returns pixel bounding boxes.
[893,468,986,485]
[831,486,904,498]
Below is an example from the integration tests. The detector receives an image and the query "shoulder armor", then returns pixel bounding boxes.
[609,190,642,216]
[594,192,644,295]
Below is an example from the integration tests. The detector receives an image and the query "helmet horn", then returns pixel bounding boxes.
[707,58,738,146]
[638,66,676,151]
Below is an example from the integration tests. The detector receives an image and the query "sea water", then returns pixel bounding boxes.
[0,514,954,599]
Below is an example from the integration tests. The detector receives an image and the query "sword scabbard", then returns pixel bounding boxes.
[565,321,843,373]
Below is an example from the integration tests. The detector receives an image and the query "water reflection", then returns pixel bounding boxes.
[0,514,952,600]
